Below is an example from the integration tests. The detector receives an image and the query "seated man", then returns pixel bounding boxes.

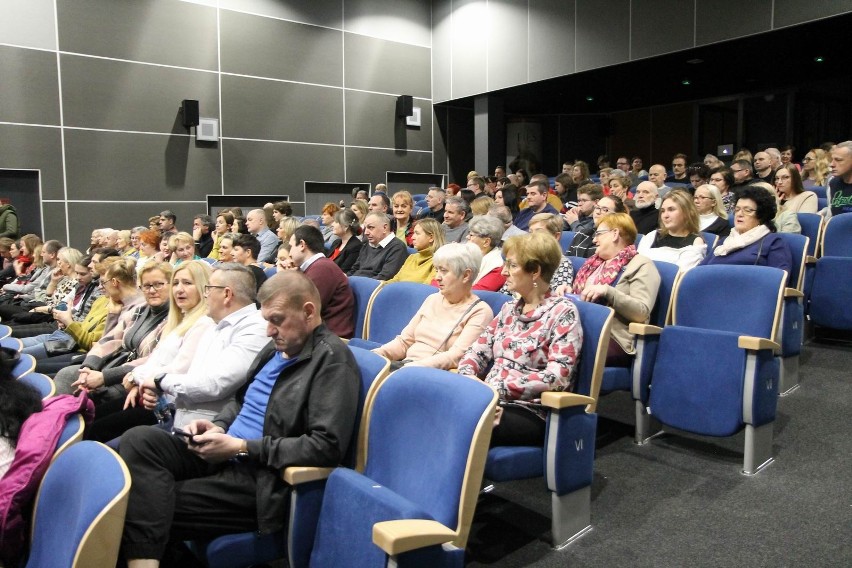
[288,225,355,338]
[231,233,268,292]
[347,212,407,280]
[119,271,360,565]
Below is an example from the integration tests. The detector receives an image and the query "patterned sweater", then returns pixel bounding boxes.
[458,293,583,418]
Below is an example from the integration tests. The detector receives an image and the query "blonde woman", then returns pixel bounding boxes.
[801,148,829,189]
[387,217,445,284]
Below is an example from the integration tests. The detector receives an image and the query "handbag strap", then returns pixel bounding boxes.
[433,298,483,355]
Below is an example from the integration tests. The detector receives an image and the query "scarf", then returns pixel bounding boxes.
[712,224,770,257]
[572,244,637,294]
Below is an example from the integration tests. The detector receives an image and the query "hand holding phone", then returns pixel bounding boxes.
[172,427,201,445]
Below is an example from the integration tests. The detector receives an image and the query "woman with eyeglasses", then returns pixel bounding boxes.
[775,163,818,215]
[800,148,830,189]
[636,190,707,271]
[562,212,661,367]
[701,185,792,274]
[85,260,214,442]
[53,262,173,408]
[566,195,627,258]
[462,215,505,291]
[693,184,731,238]
[708,167,736,214]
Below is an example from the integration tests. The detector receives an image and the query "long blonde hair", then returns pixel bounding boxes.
[162,260,211,339]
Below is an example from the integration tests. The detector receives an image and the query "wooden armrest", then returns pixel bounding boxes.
[282,466,335,485]
[805,255,817,264]
[373,520,456,555]
[628,323,663,336]
[738,336,781,353]
[784,287,804,298]
[541,392,595,410]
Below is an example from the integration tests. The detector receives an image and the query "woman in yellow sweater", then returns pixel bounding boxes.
[386,217,445,284]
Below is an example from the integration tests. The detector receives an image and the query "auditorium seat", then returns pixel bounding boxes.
[347,276,383,340]
[808,214,852,332]
[775,233,808,394]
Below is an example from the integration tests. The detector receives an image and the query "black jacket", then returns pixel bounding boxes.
[328,236,363,274]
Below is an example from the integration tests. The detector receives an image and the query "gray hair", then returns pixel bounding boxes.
[488,204,513,226]
[131,226,147,235]
[365,212,391,227]
[468,215,504,247]
[609,169,628,179]
[58,247,83,267]
[211,262,257,305]
[835,140,852,154]
[445,196,470,216]
[765,147,781,161]
[696,184,729,220]
[433,242,483,279]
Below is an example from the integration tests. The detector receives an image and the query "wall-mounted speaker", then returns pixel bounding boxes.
[181,99,200,128]
[396,95,413,118]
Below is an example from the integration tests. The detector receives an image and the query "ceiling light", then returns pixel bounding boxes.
[585,96,594,102]
[814,56,824,63]
[681,79,691,86]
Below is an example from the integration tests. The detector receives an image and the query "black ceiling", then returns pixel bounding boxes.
[443,13,852,116]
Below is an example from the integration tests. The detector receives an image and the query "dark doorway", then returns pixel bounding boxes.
[0,170,42,238]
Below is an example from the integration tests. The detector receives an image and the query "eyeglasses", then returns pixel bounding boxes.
[802,157,814,162]
[467,232,489,240]
[734,206,757,216]
[593,206,612,214]
[203,285,228,295]
[694,195,714,201]
[141,281,167,292]
[730,168,743,173]
[594,228,615,237]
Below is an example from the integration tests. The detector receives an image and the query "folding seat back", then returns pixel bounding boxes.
[773,233,809,394]
[796,213,822,257]
[559,230,576,252]
[348,276,383,340]
[362,282,435,344]
[821,213,852,258]
[472,290,511,319]
[700,232,719,249]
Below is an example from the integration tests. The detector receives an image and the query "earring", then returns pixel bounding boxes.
[533,281,538,289]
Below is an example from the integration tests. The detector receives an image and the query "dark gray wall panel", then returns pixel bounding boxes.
[432,107,449,175]
[221,75,343,144]
[41,202,68,244]
[0,47,60,126]
[57,0,218,70]
[63,129,221,201]
[345,0,431,47]
[632,0,694,60]
[696,0,772,46]
[345,91,432,152]
[218,0,343,29]
[222,140,344,198]
[66,201,205,249]
[221,11,342,86]
[0,125,64,200]
[449,0,488,99]
[432,0,452,103]
[576,0,630,72]
[345,148,433,187]
[529,0,576,82]
[344,34,431,99]
[773,0,852,28]
[445,107,475,185]
[61,55,219,134]
[488,0,528,91]
[0,0,56,50]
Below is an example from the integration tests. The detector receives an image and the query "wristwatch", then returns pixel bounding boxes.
[153,373,166,394]
[235,439,249,460]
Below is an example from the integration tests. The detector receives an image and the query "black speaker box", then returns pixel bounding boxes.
[182,99,200,128]
[396,95,413,118]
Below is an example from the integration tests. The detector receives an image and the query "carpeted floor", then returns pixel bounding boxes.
[466,339,852,567]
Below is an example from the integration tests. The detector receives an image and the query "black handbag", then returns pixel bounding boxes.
[44,336,78,357]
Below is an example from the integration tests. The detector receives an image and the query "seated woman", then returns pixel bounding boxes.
[275,243,296,272]
[327,209,362,274]
[637,189,707,271]
[607,175,633,201]
[216,232,239,263]
[207,211,234,260]
[566,195,627,258]
[693,184,731,238]
[527,213,575,290]
[320,202,341,247]
[116,230,136,257]
[375,243,492,370]
[134,228,161,281]
[709,167,736,214]
[701,185,793,275]
[775,163,818,217]
[800,148,829,189]
[53,262,173,406]
[276,217,301,248]
[568,212,661,367]
[30,257,141,375]
[467,215,506,291]
[388,217,445,284]
[169,232,201,266]
[391,191,417,246]
[494,184,520,220]
[458,232,582,447]
[350,199,368,227]
[85,261,214,441]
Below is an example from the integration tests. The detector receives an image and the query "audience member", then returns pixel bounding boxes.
[563,183,603,232]
[631,157,648,178]
[368,193,390,214]
[159,210,177,237]
[327,209,362,274]
[350,199,368,225]
[170,232,201,266]
[753,151,775,185]
[775,163,818,217]
[388,217,445,284]
[527,213,575,291]
[667,154,689,184]
[319,202,340,247]
[442,196,471,243]
[494,184,521,219]
[827,141,852,217]
[422,187,446,221]
[391,191,417,246]
[566,194,627,258]
[648,164,671,198]
[636,189,706,270]
[630,181,661,235]
[800,148,829,189]
[246,209,278,264]
[514,181,559,231]
[348,212,407,280]
[231,234,267,292]
[466,215,505,291]
[489,204,526,241]
[693,184,731,238]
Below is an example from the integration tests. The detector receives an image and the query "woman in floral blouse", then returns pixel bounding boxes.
[458,232,583,447]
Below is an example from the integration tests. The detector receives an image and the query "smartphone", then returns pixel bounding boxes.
[55,301,68,311]
[172,427,200,445]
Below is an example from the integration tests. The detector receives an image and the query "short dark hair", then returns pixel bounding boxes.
[273,201,293,217]
[374,193,390,209]
[468,177,485,191]
[711,167,735,188]
[292,225,325,254]
[527,180,549,194]
[688,163,711,180]
[91,247,121,260]
[672,153,688,162]
[232,233,261,260]
[738,185,778,230]
[43,240,64,255]
[194,214,214,232]
[733,159,753,174]
[159,210,176,222]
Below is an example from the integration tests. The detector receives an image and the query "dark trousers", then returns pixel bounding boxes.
[120,426,259,561]
[86,398,158,443]
[491,405,546,447]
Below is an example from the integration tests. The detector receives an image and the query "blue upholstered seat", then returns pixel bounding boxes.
[483,300,613,547]
[310,367,497,567]
[559,230,576,253]
[348,276,383,340]
[809,214,852,331]
[644,265,787,474]
[18,372,55,399]
[26,441,130,568]
[361,282,436,344]
[11,353,36,378]
[473,289,512,318]
[774,232,809,394]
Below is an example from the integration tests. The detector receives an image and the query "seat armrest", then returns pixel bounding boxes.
[738,336,781,353]
[282,466,335,485]
[784,287,804,298]
[373,520,456,555]
[628,323,663,336]
[540,392,595,410]
[805,255,817,264]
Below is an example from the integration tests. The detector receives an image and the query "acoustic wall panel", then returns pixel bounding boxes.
[41,202,68,244]
[220,10,343,86]
[0,124,64,201]
[696,0,772,46]
[344,33,431,98]
[432,0,453,103]
[345,147,434,187]
[773,0,852,28]
[575,0,630,72]
[487,0,529,91]
[448,0,488,99]
[345,91,432,152]
[344,0,432,47]
[529,0,576,82]
[631,0,695,60]
[218,0,343,30]
[0,46,61,126]
[0,0,56,50]
[57,0,218,71]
